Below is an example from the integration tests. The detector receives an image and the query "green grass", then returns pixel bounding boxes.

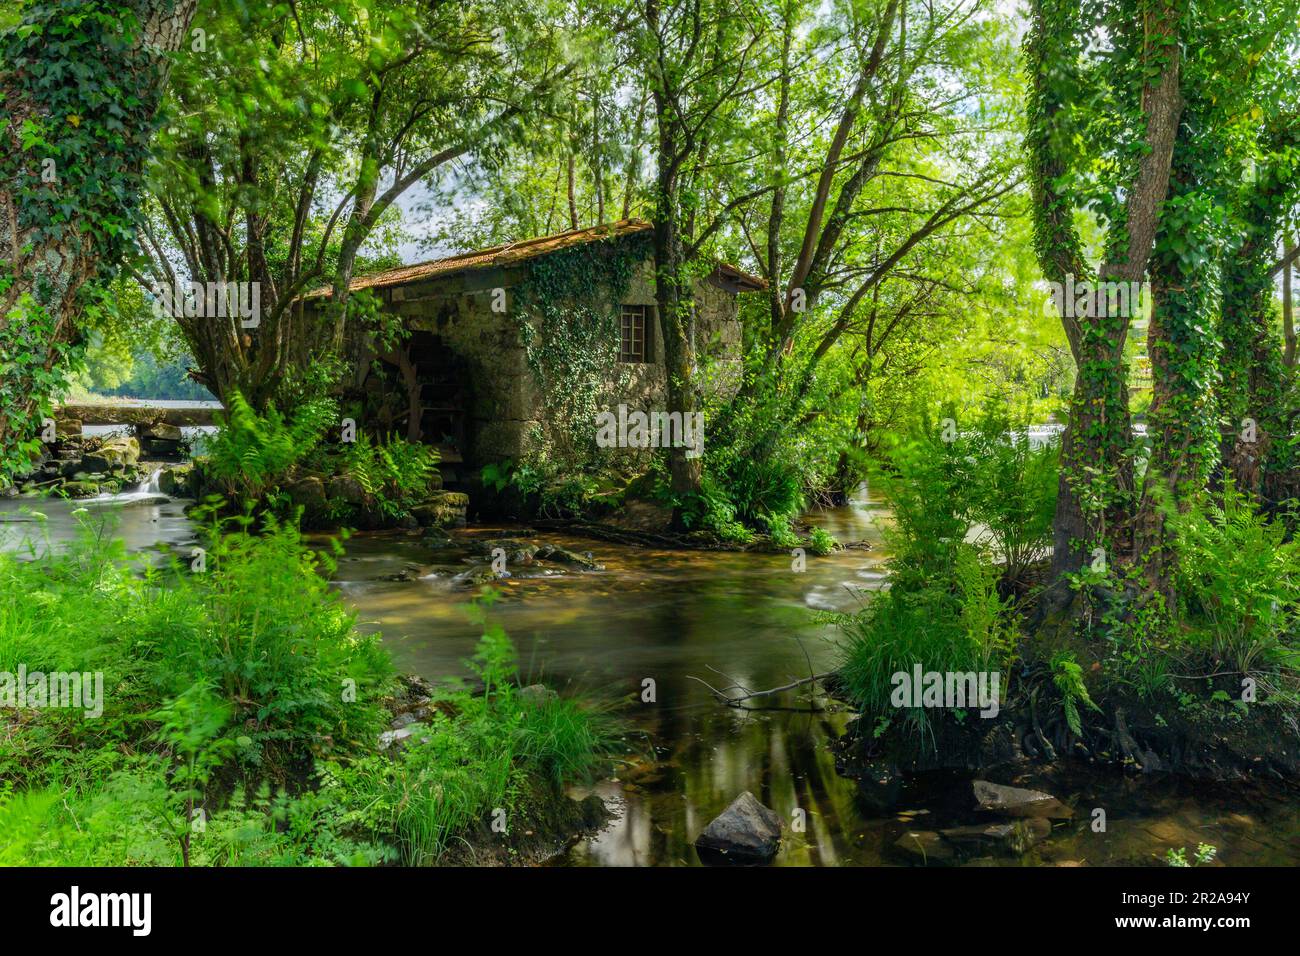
[323,625,618,864]
[0,513,617,866]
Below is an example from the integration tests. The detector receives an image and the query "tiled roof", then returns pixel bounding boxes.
[303,218,765,298]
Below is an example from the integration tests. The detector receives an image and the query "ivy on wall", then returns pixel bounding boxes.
[512,230,652,471]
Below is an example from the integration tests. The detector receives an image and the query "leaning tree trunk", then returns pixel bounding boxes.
[0,0,198,477]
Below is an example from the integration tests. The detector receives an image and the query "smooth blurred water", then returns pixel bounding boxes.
[5,484,1298,866]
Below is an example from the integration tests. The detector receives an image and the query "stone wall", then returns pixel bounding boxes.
[324,252,745,470]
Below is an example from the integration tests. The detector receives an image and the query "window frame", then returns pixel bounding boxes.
[618,304,653,364]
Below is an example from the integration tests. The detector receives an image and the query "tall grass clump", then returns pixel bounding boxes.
[834,402,1048,744]
[324,624,618,865]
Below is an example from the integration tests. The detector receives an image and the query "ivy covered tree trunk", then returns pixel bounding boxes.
[1139,216,1219,597]
[650,132,704,507]
[1219,133,1300,508]
[0,0,197,478]
[1026,0,1184,580]
[1133,92,1226,601]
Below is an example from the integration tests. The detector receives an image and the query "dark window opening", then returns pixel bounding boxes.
[619,305,652,363]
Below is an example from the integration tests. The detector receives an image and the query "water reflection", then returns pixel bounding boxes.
[5,485,1299,866]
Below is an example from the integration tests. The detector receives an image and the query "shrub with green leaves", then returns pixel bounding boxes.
[206,389,337,500]
[0,516,614,867]
[1169,482,1300,676]
[319,625,617,864]
[875,402,1057,588]
[318,432,440,520]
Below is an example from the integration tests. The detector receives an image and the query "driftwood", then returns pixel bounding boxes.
[688,635,832,711]
[686,669,833,709]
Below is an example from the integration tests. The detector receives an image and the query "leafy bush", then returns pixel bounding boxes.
[155,513,394,766]
[322,625,617,864]
[964,407,1058,583]
[875,403,1057,587]
[206,390,337,500]
[0,517,613,867]
[1169,483,1300,676]
[0,512,391,786]
[833,403,1044,743]
[808,526,837,555]
[318,432,440,520]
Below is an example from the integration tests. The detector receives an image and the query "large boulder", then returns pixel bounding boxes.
[326,475,367,506]
[410,491,469,529]
[287,475,327,512]
[60,480,100,499]
[82,436,140,473]
[694,791,783,864]
[972,780,1073,819]
[158,463,195,497]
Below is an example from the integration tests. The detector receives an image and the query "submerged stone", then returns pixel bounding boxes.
[940,817,1052,855]
[972,780,1073,819]
[893,830,955,863]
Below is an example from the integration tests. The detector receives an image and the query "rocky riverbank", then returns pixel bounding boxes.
[2,422,189,499]
[830,672,1300,810]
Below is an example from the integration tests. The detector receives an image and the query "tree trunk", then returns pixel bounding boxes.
[0,0,198,476]
[651,207,704,509]
[1035,0,1183,578]
[1284,237,1296,368]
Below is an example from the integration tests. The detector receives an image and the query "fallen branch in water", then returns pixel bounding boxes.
[686,665,834,710]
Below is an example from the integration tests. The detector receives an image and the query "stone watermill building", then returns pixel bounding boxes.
[301,219,764,486]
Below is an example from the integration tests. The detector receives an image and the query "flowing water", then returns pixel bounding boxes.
[3,488,1298,866]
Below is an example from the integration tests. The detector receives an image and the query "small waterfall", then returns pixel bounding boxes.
[86,466,166,503]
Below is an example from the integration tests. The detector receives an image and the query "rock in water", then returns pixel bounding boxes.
[694,791,783,863]
[940,818,1052,856]
[893,830,955,864]
[518,684,559,706]
[972,780,1073,819]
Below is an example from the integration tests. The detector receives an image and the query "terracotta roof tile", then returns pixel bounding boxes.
[303,218,764,298]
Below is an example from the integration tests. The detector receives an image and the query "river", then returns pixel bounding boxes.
[2,488,1297,866]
